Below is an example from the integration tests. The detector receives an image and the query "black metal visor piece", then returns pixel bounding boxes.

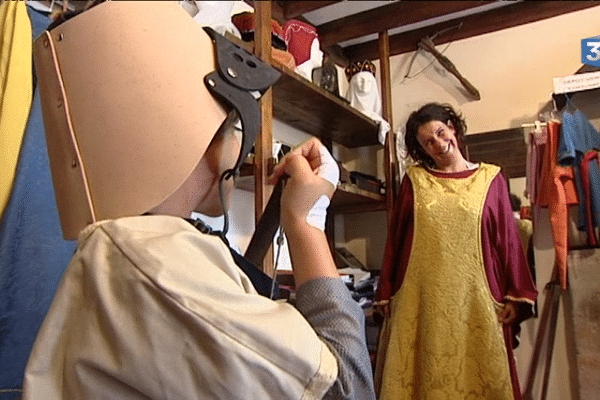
[202,27,281,176]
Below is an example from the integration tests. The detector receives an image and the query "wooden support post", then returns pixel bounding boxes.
[322,139,336,259]
[254,1,275,275]
[523,265,561,400]
[378,30,397,217]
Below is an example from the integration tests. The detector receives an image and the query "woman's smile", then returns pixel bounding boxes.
[417,119,466,172]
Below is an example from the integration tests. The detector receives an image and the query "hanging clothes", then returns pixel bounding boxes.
[525,123,547,205]
[579,149,600,247]
[537,120,579,289]
[0,0,32,220]
[557,107,600,237]
[0,5,76,398]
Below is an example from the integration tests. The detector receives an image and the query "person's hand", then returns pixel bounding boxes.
[269,138,340,285]
[375,303,390,319]
[269,138,339,233]
[498,301,517,325]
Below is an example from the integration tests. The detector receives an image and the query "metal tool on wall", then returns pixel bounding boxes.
[404,24,481,101]
[418,36,481,100]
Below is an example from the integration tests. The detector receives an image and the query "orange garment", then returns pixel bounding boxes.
[536,120,578,288]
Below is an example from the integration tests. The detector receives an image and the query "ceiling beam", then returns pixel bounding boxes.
[244,0,286,25]
[276,1,341,20]
[342,1,600,62]
[317,1,493,48]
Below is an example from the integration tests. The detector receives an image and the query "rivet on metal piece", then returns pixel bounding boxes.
[227,68,238,78]
[57,100,63,108]
[207,78,216,87]
[71,160,77,168]
[43,38,49,47]
[58,33,64,41]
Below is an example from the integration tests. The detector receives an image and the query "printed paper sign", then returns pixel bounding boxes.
[553,71,600,94]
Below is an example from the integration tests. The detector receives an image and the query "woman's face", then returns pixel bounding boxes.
[416,119,462,171]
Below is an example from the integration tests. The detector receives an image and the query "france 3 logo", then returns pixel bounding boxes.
[582,36,600,67]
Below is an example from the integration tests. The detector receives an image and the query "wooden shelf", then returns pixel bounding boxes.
[226,34,381,148]
[331,182,385,213]
[236,174,385,212]
[270,60,381,148]
[229,30,386,231]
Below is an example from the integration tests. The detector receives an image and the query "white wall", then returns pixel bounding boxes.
[387,8,600,134]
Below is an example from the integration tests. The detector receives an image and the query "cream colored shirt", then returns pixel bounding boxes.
[23,216,340,399]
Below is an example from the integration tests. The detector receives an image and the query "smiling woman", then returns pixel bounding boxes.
[416,119,464,172]
[374,102,537,400]
[404,102,469,172]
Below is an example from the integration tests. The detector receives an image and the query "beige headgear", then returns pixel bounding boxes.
[33,1,279,239]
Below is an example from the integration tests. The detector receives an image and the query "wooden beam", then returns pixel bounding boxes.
[378,31,397,215]
[343,1,600,61]
[318,1,492,48]
[244,0,286,24]
[322,44,350,68]
[463,128,527,178]
[277,0,341,20]
[254,1,275,275]
[379,32,393,128]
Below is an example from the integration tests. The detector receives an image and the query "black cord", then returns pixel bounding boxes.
[218,169,236,237]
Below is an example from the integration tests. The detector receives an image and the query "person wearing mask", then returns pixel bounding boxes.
[23,2,375,399]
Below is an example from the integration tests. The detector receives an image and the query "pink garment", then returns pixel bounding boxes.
[283,19,318,66]
[525,126,547,205]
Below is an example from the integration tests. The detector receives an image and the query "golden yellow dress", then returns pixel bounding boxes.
[378,164,514,400]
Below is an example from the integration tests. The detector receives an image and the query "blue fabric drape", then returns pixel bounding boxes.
[0,7,75,399]
[558,107,600,230]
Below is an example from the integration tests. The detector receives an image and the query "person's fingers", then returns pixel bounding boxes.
[283,153,313,182]
[499,303,516,324]
[269,138,338,188]
[315,144,339,188]
[268,139,317,184]
[375,304,390,318]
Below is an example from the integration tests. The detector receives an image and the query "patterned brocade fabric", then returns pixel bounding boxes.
[378,164,514,400]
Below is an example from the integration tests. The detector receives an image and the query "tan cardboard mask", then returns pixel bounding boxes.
[33,1,279,239]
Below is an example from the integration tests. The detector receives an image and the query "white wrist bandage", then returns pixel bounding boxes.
[306,146,340,231]
[306,195,330,231]
[316,145,340,187]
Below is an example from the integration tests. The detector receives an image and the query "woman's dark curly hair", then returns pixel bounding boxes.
[404,102,467,168]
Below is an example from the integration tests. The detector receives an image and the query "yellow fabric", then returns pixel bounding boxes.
[516,218,533,256]
[379,164,514,400]
[0,0,32,219]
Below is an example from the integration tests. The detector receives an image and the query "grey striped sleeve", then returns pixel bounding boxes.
[295,277,376,400]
